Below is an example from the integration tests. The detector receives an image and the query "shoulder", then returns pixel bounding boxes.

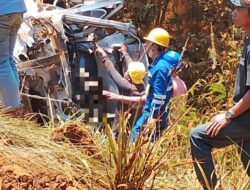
[155,59,172,73]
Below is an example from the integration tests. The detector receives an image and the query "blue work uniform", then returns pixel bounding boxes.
[131,52,174,141]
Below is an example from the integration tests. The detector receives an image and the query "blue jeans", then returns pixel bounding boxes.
[190,111,250,190]
[132,111,168,142]
[0,13,23,108]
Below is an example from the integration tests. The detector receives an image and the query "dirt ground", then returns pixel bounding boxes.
[0,123,105,190]
[0,156,75,190]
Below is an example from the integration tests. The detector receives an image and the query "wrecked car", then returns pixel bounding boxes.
[15,0,148,124]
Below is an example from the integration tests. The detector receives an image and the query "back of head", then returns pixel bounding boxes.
[128,62,146,84]
[163,50,181,68]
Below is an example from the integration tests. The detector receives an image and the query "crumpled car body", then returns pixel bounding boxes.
[15,0,148,124]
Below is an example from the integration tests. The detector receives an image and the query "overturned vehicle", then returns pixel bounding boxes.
[15,0,148,124]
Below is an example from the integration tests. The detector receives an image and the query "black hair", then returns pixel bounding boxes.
[157,45,166,53]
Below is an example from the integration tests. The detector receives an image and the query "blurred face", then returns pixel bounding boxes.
[144,41,153,52]
[144,41,158,59]
[232,7,250,28]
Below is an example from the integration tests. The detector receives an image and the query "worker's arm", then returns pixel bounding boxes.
[103,90,146,105]
[133,90,146,96]
[119,44,133,67]
[123,54,133,67]
[95,45,139,93]
[207,54,250,137]
[230,52,250,116]
[207,89,250,137]
[102,57,138,92]
[229,89,250,118]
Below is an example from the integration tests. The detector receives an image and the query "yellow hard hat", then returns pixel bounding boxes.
[128,62,146,84]
[144,28,170,47]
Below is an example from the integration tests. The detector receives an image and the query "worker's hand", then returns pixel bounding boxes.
[103,90,120,101]
[95,45,108,58]
[207,113,231,137]
[124,71,130,81]
[118,44,128,56]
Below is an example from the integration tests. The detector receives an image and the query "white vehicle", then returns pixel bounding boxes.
[16,0,148,124]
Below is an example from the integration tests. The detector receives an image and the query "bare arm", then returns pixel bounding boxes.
[95,45,139,93]
[123,54,133,67]
[207,89,250,137]
[103,58,138,92]
[103,90,146,105]
[119,44,133,68]
[230,89,250,118]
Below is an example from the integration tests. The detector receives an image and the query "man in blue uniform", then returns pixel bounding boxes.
[103,28,181,141]
[0,0,26,110]
[103,49,181,141]
[131,28,181,141]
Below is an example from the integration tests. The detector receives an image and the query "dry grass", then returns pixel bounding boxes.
[0,113,112,189]
[0,75,249,189]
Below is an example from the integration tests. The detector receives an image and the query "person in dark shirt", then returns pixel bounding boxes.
[190,1,250,189]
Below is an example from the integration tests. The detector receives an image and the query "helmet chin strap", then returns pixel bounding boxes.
[148,45,160,62]
[138,42,153,62]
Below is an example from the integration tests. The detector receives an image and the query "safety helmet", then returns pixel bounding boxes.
[128,62,146,84]
[163,50,181,68]
[144,28,170,48]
